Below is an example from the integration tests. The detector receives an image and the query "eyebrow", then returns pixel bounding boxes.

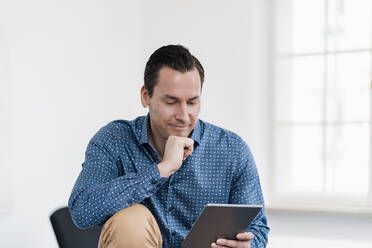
[163,95,200,101]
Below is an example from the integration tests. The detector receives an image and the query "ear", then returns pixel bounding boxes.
[140,85,149,108]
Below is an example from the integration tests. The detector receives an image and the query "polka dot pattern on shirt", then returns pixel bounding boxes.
[68,114,269,248]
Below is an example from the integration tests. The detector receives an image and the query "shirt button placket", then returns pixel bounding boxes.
[167,181,175,244]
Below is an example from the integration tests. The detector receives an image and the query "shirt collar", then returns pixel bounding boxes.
[139,113,151,146]
[139,113,201,147]
[190,119,201,146]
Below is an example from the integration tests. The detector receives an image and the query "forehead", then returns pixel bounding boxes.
[153,66,201,98]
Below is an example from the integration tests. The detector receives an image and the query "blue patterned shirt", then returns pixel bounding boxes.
[68,114,269,247]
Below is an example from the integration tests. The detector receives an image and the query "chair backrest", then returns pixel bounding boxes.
[50,207,102,248]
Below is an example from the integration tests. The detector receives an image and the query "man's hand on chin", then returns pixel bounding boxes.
[211,232,254,248]
[157,135,194,178]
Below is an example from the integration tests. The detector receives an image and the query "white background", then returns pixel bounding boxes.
[0,0,371,247]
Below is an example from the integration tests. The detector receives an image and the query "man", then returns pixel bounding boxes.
[69,44,269,248]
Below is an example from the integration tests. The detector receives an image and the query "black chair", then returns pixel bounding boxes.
[50,207,102,248]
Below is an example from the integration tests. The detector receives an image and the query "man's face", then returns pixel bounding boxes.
[141,66,201,142]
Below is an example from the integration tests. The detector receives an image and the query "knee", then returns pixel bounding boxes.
[112,204,152,224]
[99,204,162,248]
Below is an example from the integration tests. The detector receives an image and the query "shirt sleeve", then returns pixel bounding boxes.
[68,138,167,229]
[229,140,270,247]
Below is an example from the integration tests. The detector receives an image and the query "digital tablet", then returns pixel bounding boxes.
[181,203,262,248]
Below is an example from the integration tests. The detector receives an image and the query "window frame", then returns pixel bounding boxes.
[268,0,372,214]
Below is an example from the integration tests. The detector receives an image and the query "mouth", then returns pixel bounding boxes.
[169,124,189,131]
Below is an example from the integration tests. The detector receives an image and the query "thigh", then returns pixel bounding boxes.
[98,204,162,248]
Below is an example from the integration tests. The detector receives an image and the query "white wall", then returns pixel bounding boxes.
[0,26,14,216]
[267,210,372,248]
[0,0,146,247]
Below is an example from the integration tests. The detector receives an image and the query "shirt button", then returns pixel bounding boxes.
[169,206,174,211]
[171,231,176,236]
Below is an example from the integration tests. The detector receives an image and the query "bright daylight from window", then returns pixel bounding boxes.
[272,0,372,211]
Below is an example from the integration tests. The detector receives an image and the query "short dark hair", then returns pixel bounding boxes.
[144,44,204,97]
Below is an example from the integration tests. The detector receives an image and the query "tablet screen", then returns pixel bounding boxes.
[181,203,262,248]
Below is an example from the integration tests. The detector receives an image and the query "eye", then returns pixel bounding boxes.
[188,99,199,105]
[166,102,176,105]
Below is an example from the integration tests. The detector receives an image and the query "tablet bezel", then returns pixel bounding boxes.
[181,203,262,248]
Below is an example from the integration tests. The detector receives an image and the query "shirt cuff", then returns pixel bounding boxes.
[138,163,168,193]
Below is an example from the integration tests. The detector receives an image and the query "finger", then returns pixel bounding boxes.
[177,138,194,152]
[183,150,192,160]
[183,151,192,160]
[236,232,254,241]
[184,138,194,150]
[184,144,193,153]
[182,140,194,159]
[216,238,242,247]
[211,243,229,248]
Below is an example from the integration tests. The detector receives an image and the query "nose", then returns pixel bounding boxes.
[175,102,189,122]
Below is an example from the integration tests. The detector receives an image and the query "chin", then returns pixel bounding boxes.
[168,129,190,138]
[172,132,188,137]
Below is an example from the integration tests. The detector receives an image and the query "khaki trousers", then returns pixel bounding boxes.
[98,204,163,248]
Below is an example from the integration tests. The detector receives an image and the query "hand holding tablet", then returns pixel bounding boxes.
[181,204,262,248]
[211,232,255,248]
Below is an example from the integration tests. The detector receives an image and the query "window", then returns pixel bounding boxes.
[271,0,372,212]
